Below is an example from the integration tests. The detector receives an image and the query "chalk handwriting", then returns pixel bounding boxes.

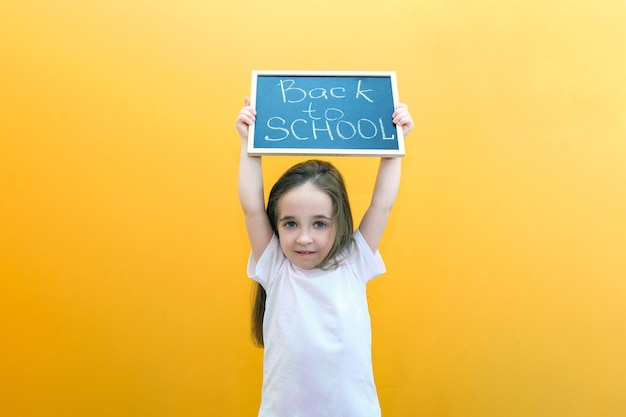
[263,102,395,142]
[278,79,373,104]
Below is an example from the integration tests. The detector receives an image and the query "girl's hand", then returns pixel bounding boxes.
[393,103,414,138]
[236,96,257,141]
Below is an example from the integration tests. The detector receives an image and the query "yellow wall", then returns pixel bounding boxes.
[1,0,625,416]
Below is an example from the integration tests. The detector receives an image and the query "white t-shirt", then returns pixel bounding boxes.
[248,230,386,417]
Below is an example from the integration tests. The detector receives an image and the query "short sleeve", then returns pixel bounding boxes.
[350,230,386,283]
[247,234,286,290]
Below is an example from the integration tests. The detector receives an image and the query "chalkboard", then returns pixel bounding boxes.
[248,71,404,157]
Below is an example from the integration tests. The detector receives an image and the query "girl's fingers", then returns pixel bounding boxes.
[392,103,408,121]
[393,111,411,126]
[242,110,256,123]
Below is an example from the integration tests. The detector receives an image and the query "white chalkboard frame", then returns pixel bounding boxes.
[248,70,405,157]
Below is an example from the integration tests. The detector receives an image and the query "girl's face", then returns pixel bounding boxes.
[276,183,337,270]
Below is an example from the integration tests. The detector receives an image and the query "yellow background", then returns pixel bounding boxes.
[1,0,625,416]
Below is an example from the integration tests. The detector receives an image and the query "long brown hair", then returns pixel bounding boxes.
[251,160,355,347]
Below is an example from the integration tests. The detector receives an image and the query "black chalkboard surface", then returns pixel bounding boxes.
[248,71,404,156]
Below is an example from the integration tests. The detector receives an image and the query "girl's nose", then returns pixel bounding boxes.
[296,230,313,244]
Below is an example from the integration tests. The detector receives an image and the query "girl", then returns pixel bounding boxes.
[236,97,413,417]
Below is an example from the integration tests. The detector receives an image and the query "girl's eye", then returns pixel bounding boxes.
[284,221,297,228]
[314,221,327,228]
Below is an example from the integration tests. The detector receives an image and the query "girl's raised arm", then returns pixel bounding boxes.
[358,104,414,253]
[236,97,274,262]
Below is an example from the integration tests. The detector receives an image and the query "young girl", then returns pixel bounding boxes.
[236,97,413,417]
